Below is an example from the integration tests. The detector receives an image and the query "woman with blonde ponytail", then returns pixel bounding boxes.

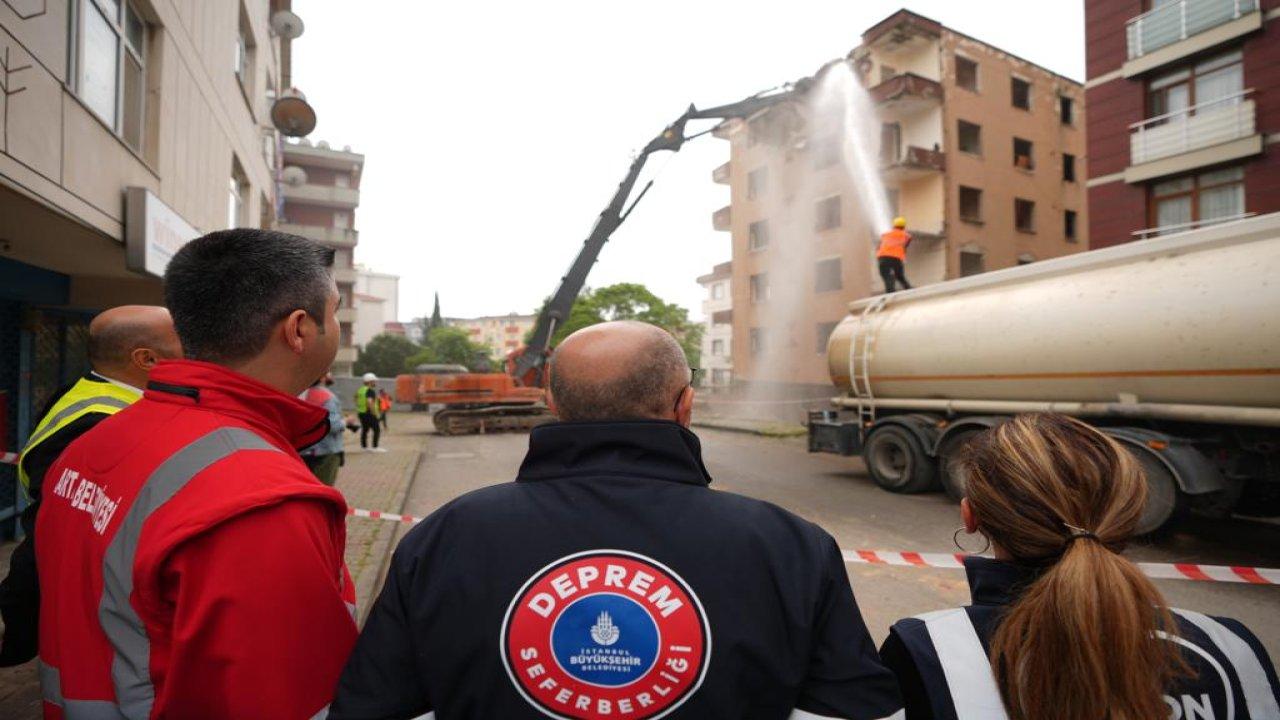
[879,413,1280,720]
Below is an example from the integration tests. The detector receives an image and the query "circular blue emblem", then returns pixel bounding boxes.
[551,593,659,687]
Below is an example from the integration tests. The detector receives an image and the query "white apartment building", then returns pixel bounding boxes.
[696,262,733,388]
[352,265,400,348]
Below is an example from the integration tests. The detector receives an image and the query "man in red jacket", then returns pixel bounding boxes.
[36,230,357,719]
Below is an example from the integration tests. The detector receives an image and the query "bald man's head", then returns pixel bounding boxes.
[548,321,692,423]
[88,305,182,388]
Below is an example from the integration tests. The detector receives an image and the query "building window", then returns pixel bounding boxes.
[711,282,725,300]
[1147,49,1242,124]
[749,273,769,303]
[880,122,902,164]
[228,177,244,229]
[1063,153,1076,182]
[748,220,770,251]
[235,6,255,99]
[1015,198,1035,232]
[813,136,840,169]
[816,322,838,354]
[1013,137,1034,170]
[956,56,978,92]
[959,186,982,223]
[958,120,981,154]
[76,0,148,152]
[960,250,985,277]
[1011,76,1031,110]
[749,328,765,356]
[814,196,841,231]
[1059,95,1074,124]
[1149,166,1244,234]
[814,258,842,293]
[712,369,730,386]
[1065,209,1078,242]
[711,339,725,356]
[747,167,768,200]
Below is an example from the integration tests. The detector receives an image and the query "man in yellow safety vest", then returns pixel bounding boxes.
[0,305,180,666]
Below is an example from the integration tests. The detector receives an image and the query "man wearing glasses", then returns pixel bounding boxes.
[333,321,902,720]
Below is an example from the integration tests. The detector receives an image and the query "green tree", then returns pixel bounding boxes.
[532,283,702,368]
[353,333,421,378]
[405,326,493,372]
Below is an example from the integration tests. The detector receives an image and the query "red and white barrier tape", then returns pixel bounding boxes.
[3,453,1274,585]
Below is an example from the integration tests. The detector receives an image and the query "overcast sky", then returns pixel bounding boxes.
[291,1,1085,322]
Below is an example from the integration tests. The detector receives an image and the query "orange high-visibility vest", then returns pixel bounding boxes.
[878,229,911,260]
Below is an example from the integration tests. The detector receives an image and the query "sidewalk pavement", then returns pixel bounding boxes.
[0,411,429,718]
[692,415,808,438]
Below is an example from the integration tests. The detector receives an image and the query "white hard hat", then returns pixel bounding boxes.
[362,372,378,382]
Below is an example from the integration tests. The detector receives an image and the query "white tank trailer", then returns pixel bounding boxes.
[809,213,1280,534]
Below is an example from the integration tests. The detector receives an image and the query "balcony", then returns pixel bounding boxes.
[880,145,945,182]
[334,346,358,365]
[1126,90,1261,183]
[870,73,942,118]
[276,223,358,248]
[333,266,358,284]
[280,182,360,209]
[712,205,732,232]
[712,162,731,184]
[1124,0,1260,77]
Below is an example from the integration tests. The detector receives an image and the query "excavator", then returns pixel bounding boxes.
[396,85,800,435]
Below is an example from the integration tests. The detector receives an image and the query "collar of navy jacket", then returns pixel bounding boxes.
[963,555,1044,607]
[515,420,714,487]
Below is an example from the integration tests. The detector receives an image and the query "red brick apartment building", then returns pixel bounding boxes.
[1086,0,1280,247]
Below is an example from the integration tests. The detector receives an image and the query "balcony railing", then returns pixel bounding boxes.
[712,205,731,232]
[712,162,730,184]
[1126,0,1256,60]
[1130,89,1255,165]
[869,73,943,115]
[276,223,358,248]
[880,145,945,181]
[1131,211,1255,240]
[280,182,360,208]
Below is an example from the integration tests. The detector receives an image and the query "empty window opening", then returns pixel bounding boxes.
[960,186,982,223]
[1014,137,1034,170]
[1065,209,1078,242]
[1063,153,1076,182]
[815,196,841,231]
[814,258,842,293]
[748,167,768,200]
[749,221,770,251]
[1015,198,1036,232]
[1059,95,1074,124]
[956,56,978,91]
[958,120,981,154]
[1011,77,1031,110]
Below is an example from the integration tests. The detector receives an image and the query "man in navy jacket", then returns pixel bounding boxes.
[332,321,903,720]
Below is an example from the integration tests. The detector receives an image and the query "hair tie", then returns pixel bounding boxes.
[1063,522,1099,545]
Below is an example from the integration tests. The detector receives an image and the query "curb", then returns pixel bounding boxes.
[692,419,808,439]
[360,446,426,626]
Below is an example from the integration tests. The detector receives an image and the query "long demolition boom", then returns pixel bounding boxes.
[512,88,797,387]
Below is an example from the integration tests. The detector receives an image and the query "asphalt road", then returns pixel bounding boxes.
[402,426,1280,660]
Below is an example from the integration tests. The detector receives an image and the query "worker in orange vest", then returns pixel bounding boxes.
[877,217,912,293]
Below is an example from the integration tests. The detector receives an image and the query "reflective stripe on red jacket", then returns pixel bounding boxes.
[36,360,357,719]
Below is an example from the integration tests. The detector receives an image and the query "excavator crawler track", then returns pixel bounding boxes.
[432,405,554,436]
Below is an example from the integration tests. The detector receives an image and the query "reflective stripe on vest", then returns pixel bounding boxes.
[1173,609,1280,718]
[19,378,139,488]
[37,427,279,719]
[919,608,1010,720]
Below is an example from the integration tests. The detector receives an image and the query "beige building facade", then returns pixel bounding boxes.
[279,139,364,373]
[715,9,1087,389]
[0,0,312,533]
[447,313,537,362]
[696,261,732,388]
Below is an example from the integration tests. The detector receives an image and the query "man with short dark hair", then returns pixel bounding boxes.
[36,230,358,718]
[0,306,179,666]
[332,321,903,720]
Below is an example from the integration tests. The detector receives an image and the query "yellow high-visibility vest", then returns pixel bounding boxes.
[18,376,140,489]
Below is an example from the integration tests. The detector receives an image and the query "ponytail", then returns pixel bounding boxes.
[962,414,1190,720]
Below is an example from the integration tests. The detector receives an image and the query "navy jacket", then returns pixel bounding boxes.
[332,420,903,720]
[881,556,1280,720]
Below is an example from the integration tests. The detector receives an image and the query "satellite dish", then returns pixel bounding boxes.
[282,165,308,187]
[271,88,316,137]
[270,10,305,39]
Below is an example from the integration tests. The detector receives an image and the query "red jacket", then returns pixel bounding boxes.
[36,360,357,719]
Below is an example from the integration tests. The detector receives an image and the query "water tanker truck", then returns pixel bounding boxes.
[809,213,1280,535]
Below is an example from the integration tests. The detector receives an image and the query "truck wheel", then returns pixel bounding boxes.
[937,430,981,502]
[1132,450,1185,536]
[863,426,937,494]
